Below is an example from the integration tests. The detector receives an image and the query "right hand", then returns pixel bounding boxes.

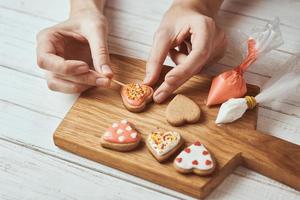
[36,9,112,93]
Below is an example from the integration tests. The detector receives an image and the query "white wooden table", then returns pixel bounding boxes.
[1,0,300,199]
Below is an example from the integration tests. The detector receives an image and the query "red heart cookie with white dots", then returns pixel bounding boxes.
[174,141,216,175]
[100,119,141,151]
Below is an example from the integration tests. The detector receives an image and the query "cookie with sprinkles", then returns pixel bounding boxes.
[146,130,184,162]
[174,141,216,175]
[100,119,141,151]
[121,83,153,112]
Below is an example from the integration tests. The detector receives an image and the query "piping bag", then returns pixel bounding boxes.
[206,18,283,106]
[216,54,300,124]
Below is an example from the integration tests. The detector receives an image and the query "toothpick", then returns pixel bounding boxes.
[111,79,126,87]
[93,70,126,87]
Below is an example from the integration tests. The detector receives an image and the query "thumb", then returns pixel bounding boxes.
[86,23,113,79]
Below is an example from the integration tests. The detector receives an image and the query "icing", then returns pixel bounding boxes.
[121,119,127,124]
[215,98,248,124]
[103,120,140,144]
[122,83,152,106]
[174,141,214,171]
[147,131,181,156]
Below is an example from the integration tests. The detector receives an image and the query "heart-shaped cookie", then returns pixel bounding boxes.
[146,130,184,162]
[100,119,141,151]
[174,141,216,175]
[121,83,153,113]
[166,94,201,126]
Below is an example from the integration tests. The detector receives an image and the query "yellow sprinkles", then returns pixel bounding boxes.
[150,131,178,151]
[125,83,147,100]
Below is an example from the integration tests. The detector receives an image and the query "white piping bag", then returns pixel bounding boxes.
[215,54,300,124]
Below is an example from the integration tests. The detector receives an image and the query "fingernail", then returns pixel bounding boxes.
[154,91,167,103]
[101,65,113,77]
[143,74,151,84]
[76,65,89,73]
[96,78,110,87]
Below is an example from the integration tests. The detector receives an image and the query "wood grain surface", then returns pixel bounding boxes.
[52,54,295,199]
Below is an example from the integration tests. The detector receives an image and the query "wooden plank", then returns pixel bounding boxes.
[0,139,181,200]
[0,67,77,118]
[0,2,294,83]
[2,138,300,200]
[257,108,300,145]
[53,54,300,198]
[105,0,300,53]
[1,0,299,57]
[222,0,300,29]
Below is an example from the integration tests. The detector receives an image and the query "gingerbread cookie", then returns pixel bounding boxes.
[146,130,184,162]
[100,119,141,151]
[174,141,216,175]
[166,94,201,126]
[121,83,153,112]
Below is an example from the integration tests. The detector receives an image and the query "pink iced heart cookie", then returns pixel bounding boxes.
[121,83,153,113]
[174,141,216,175]
[100,119,141,151]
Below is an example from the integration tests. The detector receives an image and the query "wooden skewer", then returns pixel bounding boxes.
[94,70,126,87]
[111,79,126,87]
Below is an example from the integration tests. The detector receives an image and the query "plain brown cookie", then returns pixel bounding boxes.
[166,94,201,126]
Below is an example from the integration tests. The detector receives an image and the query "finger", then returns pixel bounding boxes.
[37,53,90,75]
[144,29,173,85]
[46,74,91,94]
[169,48,187,65]
[179,42,189,54]
[36,33,90,75]
[55,70,111,87]
[85,24,113,78]
[153,63,194,103]
[154,30,212,103]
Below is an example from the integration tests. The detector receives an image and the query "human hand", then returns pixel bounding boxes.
[36,7,112,93]
[144,0,227,103]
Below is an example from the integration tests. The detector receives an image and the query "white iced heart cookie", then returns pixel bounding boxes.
[174,141,216,175]
[146,130,184,162]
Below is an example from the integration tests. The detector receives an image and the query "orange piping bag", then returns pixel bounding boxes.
[206,18,283,106]
[207,39,257,106]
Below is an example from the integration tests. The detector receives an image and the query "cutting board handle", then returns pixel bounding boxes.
[228,128,300,190]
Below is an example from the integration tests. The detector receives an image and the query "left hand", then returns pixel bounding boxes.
[144,0,227,103]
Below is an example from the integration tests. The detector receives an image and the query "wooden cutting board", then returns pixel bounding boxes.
[54,54,300,199]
